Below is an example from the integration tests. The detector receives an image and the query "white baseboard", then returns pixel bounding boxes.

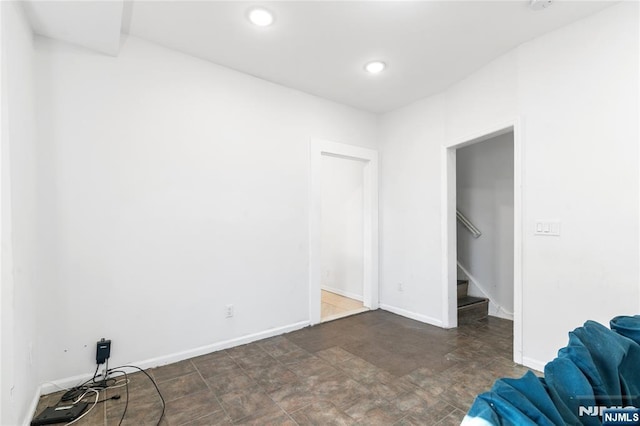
[38,320,310,397]
[321,286,364,302]
[521,356,546,373]
[24,388,43,426]
[379,304,443,327]
[488,302,514,321]
[458,262,514,321]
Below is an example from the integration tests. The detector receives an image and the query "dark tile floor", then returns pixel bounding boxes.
[33,310,537,425]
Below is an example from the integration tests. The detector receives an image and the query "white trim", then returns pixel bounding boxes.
[22,391,40,426]
[441,145,457,329]
[521,356,545,373]
[512,119,524,365]
[321,286,364,302]
[309,139,379,326]
[0,2,4,421]
[441,119,524,364]
[443,122,514,149]
[38,320,309,396]
[488,305,514,322]
[380,303,443,327]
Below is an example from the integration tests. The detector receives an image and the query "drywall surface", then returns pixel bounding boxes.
[320,155,364,300]
[379,44,518,326]
[380,2,638,366]
[517,2,638,366]
[34,35,378,384]
[1,2,40,424]
[456,132,514,317]
[379,94,446,324]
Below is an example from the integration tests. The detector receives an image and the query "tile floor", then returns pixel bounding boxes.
[320,290,367,322]
[33,310,537,425]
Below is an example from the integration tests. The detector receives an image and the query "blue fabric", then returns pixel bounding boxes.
[466,372,565,426]
[464,317,640,425]
[611,315,640,346]
[571,321,640,408]
[544,356,595,425]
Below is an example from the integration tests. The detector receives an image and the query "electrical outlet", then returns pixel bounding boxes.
[398,282,404,292]
[96,338,111,365]
[225,304,234,318]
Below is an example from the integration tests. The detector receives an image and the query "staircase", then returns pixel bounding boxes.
[457,279,488,324]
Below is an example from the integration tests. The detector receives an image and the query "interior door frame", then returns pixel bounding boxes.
[441,119,523,364]
[309,139,379,325]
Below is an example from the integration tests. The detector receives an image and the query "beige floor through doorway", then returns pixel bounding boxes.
[321,290,368,322]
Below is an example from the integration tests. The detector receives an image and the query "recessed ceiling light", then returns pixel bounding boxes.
[365,61,386,74]
[248,7,274,26]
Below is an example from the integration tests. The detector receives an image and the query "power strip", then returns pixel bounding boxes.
[30,402,88,426]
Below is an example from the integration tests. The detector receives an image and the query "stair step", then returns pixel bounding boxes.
[457,297,489,324]
[457,280,469,299]
[457,295,485,308]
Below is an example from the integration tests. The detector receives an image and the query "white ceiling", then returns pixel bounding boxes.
[24,1,616,113]
[23,0,123,56]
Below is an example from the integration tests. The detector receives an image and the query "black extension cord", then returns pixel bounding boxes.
[60,388,86,402]
[107,365,165,426]
[53,364,164,426]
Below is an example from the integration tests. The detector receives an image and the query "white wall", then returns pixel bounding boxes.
[1,2,40,424]
[517,2,638,367]
[456,132,514,317]
[33,35,378,385]
[380,2,639,367]
[8,1,638,409]
[379,95,446,325]
[320,155,364,300]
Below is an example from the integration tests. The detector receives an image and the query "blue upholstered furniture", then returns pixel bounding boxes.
[463,316,640,425]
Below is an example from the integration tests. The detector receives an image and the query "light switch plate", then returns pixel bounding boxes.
[535,221,561,236]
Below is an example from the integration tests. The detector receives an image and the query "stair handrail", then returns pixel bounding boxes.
[456,209,482,238]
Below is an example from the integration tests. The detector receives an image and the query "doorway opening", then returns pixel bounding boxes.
[319,153,368,322]
[456,131,514,325]
[442,122,523,364]
[309,139,378,325]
